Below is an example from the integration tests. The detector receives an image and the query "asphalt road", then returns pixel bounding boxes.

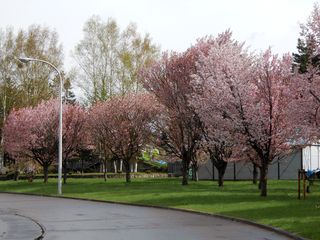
[0,193,294,240]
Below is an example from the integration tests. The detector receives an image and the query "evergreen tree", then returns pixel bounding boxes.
[293,3,320,74]
[62,72,76,105]
[293,37,320,73]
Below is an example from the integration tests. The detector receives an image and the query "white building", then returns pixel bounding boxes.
[197,145,320,180]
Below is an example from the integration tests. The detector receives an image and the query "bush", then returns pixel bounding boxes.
[0,167,9,175]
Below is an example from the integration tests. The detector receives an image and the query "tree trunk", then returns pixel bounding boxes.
[253,163,258,184]
[103,159,107,182]
[124,161,131,183]
[209,149,228,187]
[63,160,67,184]
[81,156,84,174]
[218,170,224,187]
[258,166,262,190]
[13,170,19,181]
[191,162,199,181]
[217,162,227,187]
[259,163,268,197]
[181,158,189,185]
[28,175,33,182]
[212,160,215,181]
[43,164,49,183]
[126,171,131,182]
[63,171,67,184]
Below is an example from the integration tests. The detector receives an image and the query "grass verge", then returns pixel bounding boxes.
[0,178,319,239]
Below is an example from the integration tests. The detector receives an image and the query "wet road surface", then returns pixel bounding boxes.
[0,193,294,240]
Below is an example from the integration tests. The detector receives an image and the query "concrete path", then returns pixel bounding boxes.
[0,193,294,240]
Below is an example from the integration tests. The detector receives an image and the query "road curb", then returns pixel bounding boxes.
[0,191,305,240]
[14,213,45,240]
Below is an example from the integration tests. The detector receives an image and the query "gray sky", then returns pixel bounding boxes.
[1,0,316,70]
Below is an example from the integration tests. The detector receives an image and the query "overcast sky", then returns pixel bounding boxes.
[1,0,317,70]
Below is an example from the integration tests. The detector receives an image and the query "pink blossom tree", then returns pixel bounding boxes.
[190,31,249,187]
[289,3,320,143]
[192,30,294,196]
[141,47,206,185]
[287,60,320,146]
[4,99,87,183]
[238,50,294,196]
[88,93,159,183]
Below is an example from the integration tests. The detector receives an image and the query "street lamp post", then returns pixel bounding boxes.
[18,57,63,195]
[0,77,7,169]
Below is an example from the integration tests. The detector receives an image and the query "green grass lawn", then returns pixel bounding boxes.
[0,178,319,239]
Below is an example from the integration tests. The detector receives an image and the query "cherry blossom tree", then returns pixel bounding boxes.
[289,3,320,143]
[5,101,57,182]
[4,99,87,183]
[287,61,320,146]
[190,31,248,187]
[192,30,294,196]
[237,50,294,196]
[89,93,159,183]
[141,47,205,185]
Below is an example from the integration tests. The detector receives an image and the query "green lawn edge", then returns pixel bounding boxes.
[0,178,318,239]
